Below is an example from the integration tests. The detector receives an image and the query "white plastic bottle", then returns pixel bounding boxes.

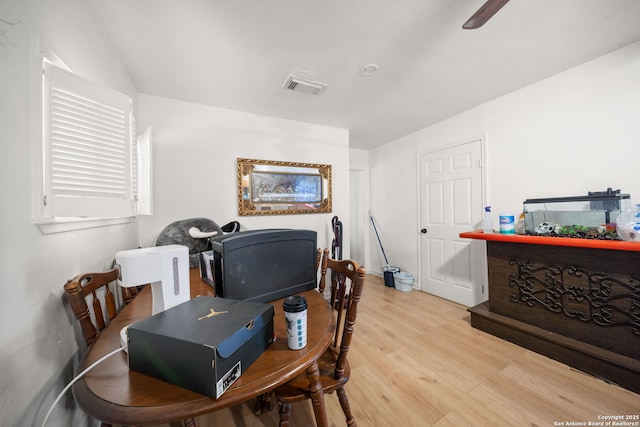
[483,206,493,233]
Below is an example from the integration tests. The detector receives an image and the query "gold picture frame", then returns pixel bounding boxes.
[237,158,332,216]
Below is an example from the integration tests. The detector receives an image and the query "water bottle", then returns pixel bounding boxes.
[283,295,307,350]
[482,206,493,233]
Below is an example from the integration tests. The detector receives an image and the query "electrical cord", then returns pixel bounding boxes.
[41,346,126,427]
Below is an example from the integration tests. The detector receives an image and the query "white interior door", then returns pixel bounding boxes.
[418,139,485,306]
[349,169,365,266]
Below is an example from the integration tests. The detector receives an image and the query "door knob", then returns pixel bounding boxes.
[420,228,427,234]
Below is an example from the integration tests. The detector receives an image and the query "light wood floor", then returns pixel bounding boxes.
[191,274,639,426]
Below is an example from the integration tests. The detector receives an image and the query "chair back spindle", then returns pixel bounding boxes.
[317,248,329,294]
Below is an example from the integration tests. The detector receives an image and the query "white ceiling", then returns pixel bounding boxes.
[88,0,640,150]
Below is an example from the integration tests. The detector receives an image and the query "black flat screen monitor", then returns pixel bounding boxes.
[209,229,317,303]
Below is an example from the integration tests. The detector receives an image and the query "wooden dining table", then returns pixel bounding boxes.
[71,269,335,426]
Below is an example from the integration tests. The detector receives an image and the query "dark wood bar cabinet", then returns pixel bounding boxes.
[461,231,640,394]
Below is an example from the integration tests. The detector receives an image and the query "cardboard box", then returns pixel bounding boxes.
[199,250,214,287]
[127,296,274,398]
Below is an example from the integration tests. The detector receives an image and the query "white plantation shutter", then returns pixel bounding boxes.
[135,127,153,215]
[43,62,134,218]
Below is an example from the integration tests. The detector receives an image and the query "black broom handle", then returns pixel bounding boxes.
[370,213,389,266]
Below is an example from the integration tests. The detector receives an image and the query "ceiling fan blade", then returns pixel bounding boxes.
[462,0,510,29]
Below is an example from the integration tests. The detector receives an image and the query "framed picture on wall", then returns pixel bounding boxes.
[237,158,332,215]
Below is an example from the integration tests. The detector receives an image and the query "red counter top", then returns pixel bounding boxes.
[459,230,640,252]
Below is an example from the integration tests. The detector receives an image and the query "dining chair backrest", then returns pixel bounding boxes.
[64,268,135,346]
[324,257,366,379]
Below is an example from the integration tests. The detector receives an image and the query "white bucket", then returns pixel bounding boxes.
[394,271,414,292]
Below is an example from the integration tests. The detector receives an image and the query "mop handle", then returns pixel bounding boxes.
[370,214,389,266]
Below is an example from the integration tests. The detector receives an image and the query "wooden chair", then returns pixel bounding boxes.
[274,257,366,427]
[64,270,194,427]
[254,248,330,416]
[64,268,125,347]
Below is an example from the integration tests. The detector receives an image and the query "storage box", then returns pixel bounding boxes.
[199,250,214,286]
[523,188,630,237]
[127,296,274,398]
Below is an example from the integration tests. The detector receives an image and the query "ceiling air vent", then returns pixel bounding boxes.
[282,74,327,95]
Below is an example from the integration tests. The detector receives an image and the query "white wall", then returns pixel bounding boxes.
[136,94,351,255]
[0,0,138,425]
[369,41,640,287]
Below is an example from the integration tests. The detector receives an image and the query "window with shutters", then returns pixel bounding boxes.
[32,40,143,233]
[43,60,134,218]
[135,127,153,216]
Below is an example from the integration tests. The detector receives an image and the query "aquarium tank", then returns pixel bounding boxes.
[523,188,630,239]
